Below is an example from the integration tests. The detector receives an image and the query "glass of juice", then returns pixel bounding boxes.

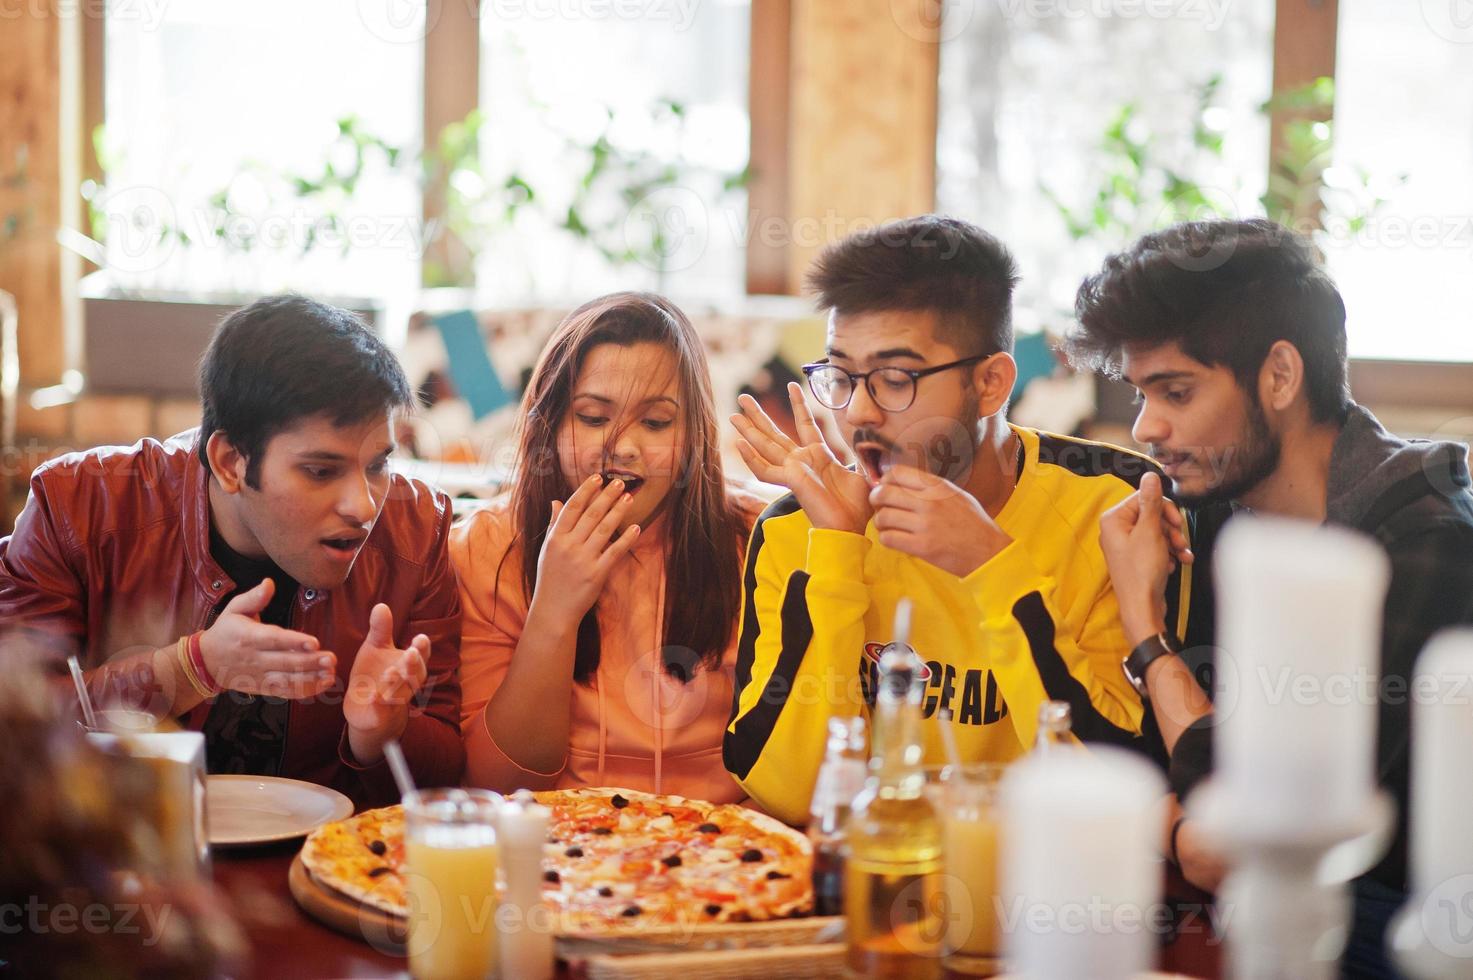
[931,763,1004,976]
[403,788,503,980]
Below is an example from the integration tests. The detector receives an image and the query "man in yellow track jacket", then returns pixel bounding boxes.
[725,215,1190,825]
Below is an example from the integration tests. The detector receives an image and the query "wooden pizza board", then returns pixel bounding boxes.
[992,975,1197,979]
[288,851,408,951]
[289,851,844,955]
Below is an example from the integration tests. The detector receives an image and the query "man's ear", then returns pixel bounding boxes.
[1258,340,1305,415]
[205,431,249,494]
[973,352,1018,418]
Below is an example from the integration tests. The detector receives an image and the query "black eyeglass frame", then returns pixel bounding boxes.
[799,353,995,411]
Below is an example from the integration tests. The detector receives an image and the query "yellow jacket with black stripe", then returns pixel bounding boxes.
[723,425,1190,826]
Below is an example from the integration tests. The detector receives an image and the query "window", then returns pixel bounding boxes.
[473,0,750,304]
[101,0,423,303]
[1328,0,1473,362]
[936,3,1274,332]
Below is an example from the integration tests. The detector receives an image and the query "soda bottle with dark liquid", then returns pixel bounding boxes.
[844,643,944,978]
[808,715,867,917]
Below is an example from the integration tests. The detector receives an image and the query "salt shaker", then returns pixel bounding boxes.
[498,788,554,980]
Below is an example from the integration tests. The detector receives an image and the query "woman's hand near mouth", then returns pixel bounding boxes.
[732,383,873,535]
[533,473,641,627]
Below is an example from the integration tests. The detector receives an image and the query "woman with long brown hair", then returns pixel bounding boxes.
[450,292,763,801]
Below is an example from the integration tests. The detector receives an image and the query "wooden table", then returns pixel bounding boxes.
[213,845,1222,979]
[214,842,407,979]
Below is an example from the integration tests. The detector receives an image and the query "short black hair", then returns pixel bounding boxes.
[1067,219,1351,424]
[198,295,413,487]
[806,215,1020,355]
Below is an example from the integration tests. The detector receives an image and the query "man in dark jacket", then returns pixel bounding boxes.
[0,295,465,806]
[1065,218,1473,979]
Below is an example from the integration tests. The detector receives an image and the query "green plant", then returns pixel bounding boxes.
[205,115,412,258]
[1044,75,1403,252]
[83,99,747,294]
[420,108,538,288]
[1260,77,1402,235]
[82,126,192,259]
[1043,74,1229,244]
[427,99,747,289]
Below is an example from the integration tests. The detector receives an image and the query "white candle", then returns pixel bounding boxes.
[1000,747,1165,979]
[498,789,554,980]
[1409,630,1473,893]
[1213,517,1389,832]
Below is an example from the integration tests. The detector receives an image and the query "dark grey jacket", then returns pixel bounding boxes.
[1171,403,1473,893]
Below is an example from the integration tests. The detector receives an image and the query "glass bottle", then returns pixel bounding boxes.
[844,649,945,978]
[1033,700,1073,753]
[808,715,867,917]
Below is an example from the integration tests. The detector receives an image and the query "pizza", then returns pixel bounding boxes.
[299,803,409,914]
[299,787,814,931]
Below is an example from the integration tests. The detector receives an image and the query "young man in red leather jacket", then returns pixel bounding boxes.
[0,295,464,805]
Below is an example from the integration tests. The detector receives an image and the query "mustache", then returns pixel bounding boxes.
[852,428,898,453]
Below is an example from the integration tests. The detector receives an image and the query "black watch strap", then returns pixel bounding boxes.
[1122,631,1182,698]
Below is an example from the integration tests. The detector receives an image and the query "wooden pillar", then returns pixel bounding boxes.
[81,11,105,192]
[0,5,84,392]
[422,0,481,288]
[785,0,939,291]
[1269,0,1339,230]
[745,0,794,295]
[746,0,941,295]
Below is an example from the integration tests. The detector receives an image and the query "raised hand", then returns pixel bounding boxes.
[344,603,431,761]
[731,382,872,534]
[1098,471,1192,645]
[198,578,336,699]
[532,474,641,628]
[868,464,1013,577]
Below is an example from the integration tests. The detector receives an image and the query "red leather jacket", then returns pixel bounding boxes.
[0,432,465,807]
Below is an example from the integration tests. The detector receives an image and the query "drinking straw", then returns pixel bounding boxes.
[68,655,98,731]
[383,739,417,799]
[939,708,965,774]
[892,597,913,648]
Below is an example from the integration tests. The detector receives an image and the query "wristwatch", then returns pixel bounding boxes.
[1122,631,1182,698]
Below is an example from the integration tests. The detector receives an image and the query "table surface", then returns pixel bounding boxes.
[215,842,408,979]
[213,844,1223,980]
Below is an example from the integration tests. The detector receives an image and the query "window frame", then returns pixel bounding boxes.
[79,0,1473,409]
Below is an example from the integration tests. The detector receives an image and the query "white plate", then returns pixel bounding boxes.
[207,775,354,846]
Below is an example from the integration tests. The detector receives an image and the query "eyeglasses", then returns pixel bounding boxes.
[800,354,994,412]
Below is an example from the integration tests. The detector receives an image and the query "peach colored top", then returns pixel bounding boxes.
[450,487,766,803]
